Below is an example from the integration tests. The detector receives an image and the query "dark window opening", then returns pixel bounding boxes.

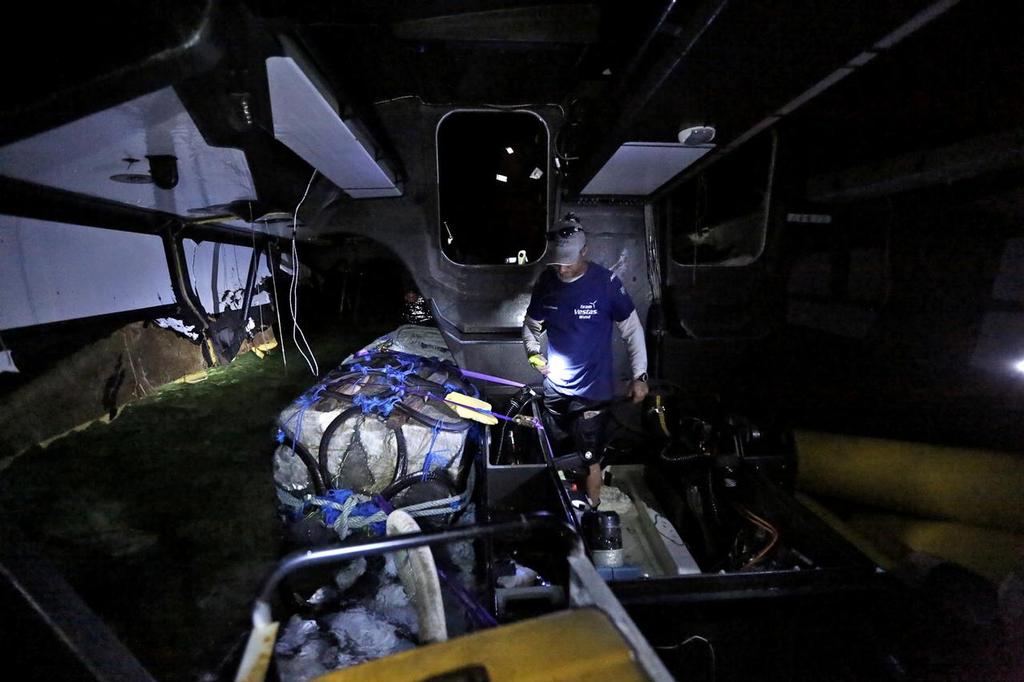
[668,134,775,267]
[437,111,549,265]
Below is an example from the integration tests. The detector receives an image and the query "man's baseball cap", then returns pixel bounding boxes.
[545,215,586,265]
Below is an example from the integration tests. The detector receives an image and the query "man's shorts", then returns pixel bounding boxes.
[541,384,610,464]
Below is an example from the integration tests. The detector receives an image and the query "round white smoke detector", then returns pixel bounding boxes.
[678,126,716,145]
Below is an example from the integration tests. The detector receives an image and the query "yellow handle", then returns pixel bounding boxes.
[443,392,499,425]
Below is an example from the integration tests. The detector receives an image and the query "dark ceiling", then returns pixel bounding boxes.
[0,0,1019,210]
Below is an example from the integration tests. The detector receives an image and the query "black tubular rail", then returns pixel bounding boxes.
[255,512,579,608]
[322,388,471,432]
[281,351,478,498]
[292,441,327,496]
[531,400,584,538]
[379,469,454,502]
[318,405,365,487]
[316,405,410,489]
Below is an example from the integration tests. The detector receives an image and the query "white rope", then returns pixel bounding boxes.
[277,487,305,510]
[306,492,388,541]
[289,170,320,376]
[399,463,475,518]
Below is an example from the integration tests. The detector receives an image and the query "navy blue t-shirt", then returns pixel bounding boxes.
[526,263,635,400]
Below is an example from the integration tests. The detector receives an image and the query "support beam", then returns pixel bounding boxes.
[807,128,1024,203]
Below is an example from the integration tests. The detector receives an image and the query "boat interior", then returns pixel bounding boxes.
[1,1,1022,681]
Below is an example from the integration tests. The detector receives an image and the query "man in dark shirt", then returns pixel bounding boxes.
[523,214,648,508]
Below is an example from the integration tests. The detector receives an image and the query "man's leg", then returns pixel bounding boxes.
[574,404,610,508]
[540,385,573,453]
[585,462,603,507]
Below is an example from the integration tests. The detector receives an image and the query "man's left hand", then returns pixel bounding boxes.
[628,379,649,404]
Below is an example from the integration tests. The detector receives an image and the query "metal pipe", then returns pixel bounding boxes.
[532,401,584,537]
[160,226,222,362]
[238,241,264,332]
[255,512,577,608]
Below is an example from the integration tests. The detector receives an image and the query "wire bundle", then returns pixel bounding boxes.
[734,503,780,569]
[288,169,320,376]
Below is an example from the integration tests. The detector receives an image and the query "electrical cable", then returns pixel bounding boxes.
[655,635,716,682]
[290,170,320,376]
[734,502,780,568]
[495,390,534,464]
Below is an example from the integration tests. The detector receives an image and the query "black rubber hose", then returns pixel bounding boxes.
[395,401,470,432]
[336,353,470,396]
[380,469,454,502]
[323,389,356,403]
[318,405,365,488]
[292,441,326,496]
[324,376,469,430]
[393,424,408,483]
[325,387,467,432]
[318,401,410,489]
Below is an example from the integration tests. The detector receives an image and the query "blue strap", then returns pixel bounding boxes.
[421,419,453,480]
[286,383,328,458]
[314,488,387,535]
[353,390,404,418]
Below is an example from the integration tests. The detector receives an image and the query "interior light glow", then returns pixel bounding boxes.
[496,174,508,183]
[546,351,571,384]
[1014,358,1024,374]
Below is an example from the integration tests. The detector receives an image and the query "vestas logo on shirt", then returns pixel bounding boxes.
[574,299,599,320]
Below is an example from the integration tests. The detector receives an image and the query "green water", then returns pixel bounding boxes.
[0,327,389,681]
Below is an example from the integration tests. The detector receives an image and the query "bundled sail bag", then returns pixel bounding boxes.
[273,337,478,539]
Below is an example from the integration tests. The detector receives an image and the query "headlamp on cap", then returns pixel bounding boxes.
[545,214,587,265]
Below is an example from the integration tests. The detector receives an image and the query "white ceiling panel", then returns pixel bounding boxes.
[267,56,402,199]
[582,142,713,196]
[0,88,258,216]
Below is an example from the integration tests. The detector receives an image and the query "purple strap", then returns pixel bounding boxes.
[459,368,527,389]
